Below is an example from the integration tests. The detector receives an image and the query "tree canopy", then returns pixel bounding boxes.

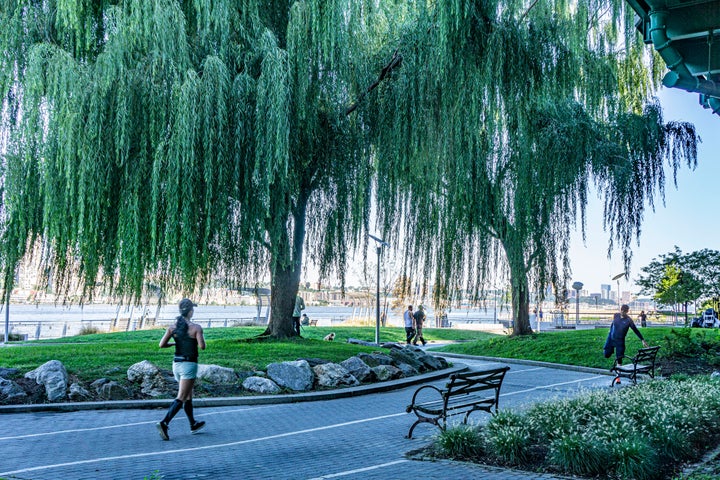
[369,0,698,333]
[0,0,394,336]
[0,0,700,337]
[637,247,720,314]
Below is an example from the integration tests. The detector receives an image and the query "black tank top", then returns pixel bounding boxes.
[173,321,199,362]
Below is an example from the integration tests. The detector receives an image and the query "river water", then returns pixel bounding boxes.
[1,303,504,340]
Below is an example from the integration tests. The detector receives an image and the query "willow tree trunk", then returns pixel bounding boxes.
[504,242,534,336]
[261,191,309,339]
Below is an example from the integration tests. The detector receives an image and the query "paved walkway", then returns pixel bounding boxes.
[0,355,610,480]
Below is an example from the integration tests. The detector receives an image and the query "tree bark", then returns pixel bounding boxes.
[504,241,534,336]
[260,190,309,339]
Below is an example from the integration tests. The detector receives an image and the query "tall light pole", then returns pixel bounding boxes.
[369,234,389,345]
[572,282,583,325]
[612,272,626,307]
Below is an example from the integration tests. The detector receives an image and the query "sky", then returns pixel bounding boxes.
[566,87,720,296]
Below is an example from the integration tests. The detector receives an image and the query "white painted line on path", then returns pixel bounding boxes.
[501,375,606,397]
[0,412,406,477]
[0,405,273,441]
[305,459,410,479]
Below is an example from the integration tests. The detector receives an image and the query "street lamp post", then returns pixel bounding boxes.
[612,272,626,307]
[368,234,389,345]
[572,282,583,326]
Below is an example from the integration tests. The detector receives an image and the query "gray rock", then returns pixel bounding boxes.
[68,383,92,401]
[341,356,374,382]
[711,371,720,380]
[395,362,418,377]
[388,348,426,371]
[313,363,360,388]
[242,376,281,394]
[266,360,314,391]
[24,360,68,402]
[0,377,27,401]
[98,381,130,400]
[127,360,168,397]
[357,352,394,367]
[347,338,376,346]
[90,378,110,392]
[197,364,238,384]
[389,345,448,371]
[371,364,402,381]
[0,367,20,379]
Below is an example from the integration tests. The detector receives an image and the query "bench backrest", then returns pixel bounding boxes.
[446,366,510,397]
[633,346,660,364]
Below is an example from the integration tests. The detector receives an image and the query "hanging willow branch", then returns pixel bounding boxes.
[346,50,403,116]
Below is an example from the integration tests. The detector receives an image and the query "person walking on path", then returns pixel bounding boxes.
[157,298,206,440]
[293,295,306,336]
[638,310,648,327]
[604,304,648,375]
[412,305,427,346]
[403,305,415,344]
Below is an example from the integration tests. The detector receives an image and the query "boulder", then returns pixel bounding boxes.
[98,381,131,400]
[371,364,402,381]
[242,376,281,394]
[389,345,448,371]
[68,383,92,401]
[297,358,331,368]
[0,377,27,401]
[347,338,376,347]
[24,360,68,402]
[0,367,20,379]
[356,352,394,368]
[266,360,314,391]
[388,348,426,371]
[127,360,168,397]
[341,356,374,382]
[395,362,419,377]
[313,363,360,388]
[197,364,237,384]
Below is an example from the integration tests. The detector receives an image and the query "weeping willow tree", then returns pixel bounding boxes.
[0,0,394,337]
[370,0,699,335]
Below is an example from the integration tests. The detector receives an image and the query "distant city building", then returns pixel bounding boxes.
[600,284,611,300]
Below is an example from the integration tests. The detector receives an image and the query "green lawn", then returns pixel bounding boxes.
[436,326,720,370]
[1,326,495,383]
[4,325,718,384]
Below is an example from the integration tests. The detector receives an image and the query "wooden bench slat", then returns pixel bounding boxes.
[406,365,510,438]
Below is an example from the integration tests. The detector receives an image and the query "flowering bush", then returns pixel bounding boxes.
[434,375,720,479]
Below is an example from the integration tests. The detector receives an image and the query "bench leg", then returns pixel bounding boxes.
[407,416,442,439]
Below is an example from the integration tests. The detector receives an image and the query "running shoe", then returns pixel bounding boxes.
[191,421,206,434]
[157,421,169,441]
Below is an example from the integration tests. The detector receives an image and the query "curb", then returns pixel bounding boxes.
[0,361,469,414]
[436,352,613,376]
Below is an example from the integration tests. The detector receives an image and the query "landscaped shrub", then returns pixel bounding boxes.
[548,432,609,476]
[485,411,532,465]
[431,375,720,479]
[435,424,484,459]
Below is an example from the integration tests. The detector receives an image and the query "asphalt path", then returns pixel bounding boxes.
[0,356,609,480]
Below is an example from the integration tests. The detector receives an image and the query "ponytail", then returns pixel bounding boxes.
[175,315,189,337]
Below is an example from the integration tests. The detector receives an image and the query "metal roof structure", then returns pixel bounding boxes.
[626,0,720,116]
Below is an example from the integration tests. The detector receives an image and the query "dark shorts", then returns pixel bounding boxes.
[603,338,625,360]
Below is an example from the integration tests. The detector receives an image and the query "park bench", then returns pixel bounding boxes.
[610,345,661,387]
[309,319,318,326]
[405,365,510,439]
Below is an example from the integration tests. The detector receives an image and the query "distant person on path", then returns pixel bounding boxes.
[538,308,543,324]
[293,295,306,335]
[604,304,648,370]
[412,305,427,346]
[638,310,647,327]
[157,298,206,440]
[404,305,415,344]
